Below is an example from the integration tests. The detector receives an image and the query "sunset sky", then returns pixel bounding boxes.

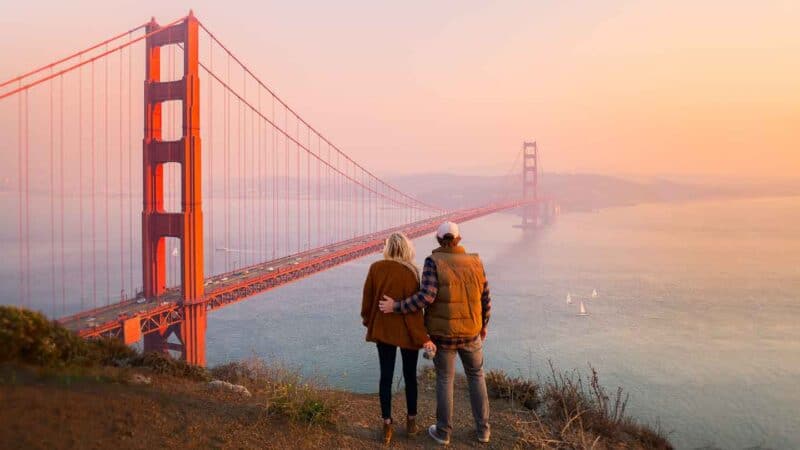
[1,0,798,179]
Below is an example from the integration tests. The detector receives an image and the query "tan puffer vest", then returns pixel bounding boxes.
[425,246,486,338]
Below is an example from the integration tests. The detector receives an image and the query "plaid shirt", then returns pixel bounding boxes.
[393,255,492,350]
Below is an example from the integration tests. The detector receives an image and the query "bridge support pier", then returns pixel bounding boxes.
[181,303,207,366]
[140,306,205,365]
[142,323,183,355]
[139,309,206,365]
[519,141,539,229]
[142,13,205,365]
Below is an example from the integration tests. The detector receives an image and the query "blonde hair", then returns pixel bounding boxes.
[383,232,420,280]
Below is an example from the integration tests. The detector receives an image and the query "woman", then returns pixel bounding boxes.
[361,232,434,444]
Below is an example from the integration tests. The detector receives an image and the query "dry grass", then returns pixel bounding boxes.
[411,360,671,448]
[491,361,672,449]
[486,369,541,410]
[127,351,211,381]
[211,357,342,425]
[0,306,337,427]
[0,307,672,448]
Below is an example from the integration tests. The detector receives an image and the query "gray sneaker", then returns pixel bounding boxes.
[427,425,450,445]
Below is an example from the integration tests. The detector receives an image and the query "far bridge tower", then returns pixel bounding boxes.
[520,141,539,228]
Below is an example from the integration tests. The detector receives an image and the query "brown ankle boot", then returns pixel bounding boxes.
[382,421,394,445]
[407,416,419,436]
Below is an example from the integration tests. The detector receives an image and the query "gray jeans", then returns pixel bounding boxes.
[433,338,490,438]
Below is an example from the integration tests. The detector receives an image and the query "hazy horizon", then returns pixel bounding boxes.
[2,0,798,180]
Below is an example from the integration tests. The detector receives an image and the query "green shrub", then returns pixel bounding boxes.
[0,306,85,366]
[85,337,138,365]
[298,398,332,424]
[267,379,338,425]
[0,306,207,381]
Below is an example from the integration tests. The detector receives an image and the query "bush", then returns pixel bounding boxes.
[267,376,338,425]
[130,352,210,381]
[212,358,339,425]
[0,306,206,381]
[85,337,138,365]
[483,362,671,449]
[537,362,671,449]
[486,369,541,410]
[0,306,86,367]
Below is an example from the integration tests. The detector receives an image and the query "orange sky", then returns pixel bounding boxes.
[1,0,798,178]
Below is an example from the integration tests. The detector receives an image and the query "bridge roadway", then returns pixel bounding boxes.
[60,200,534,340]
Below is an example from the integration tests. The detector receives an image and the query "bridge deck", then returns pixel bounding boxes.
[60,200,533,339]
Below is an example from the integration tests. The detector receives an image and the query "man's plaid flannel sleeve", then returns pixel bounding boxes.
[393,257,437,314]
[481,276,491,329]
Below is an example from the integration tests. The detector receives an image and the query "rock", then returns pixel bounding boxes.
[208,380,252,397]
[129,373,151,385]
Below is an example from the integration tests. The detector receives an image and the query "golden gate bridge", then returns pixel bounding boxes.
[0,12,550,365]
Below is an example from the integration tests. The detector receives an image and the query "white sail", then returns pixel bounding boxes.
[578,300,588,316]
[591,289,598,298]
[566,293,572,304]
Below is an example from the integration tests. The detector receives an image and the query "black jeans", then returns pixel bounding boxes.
[376,342,419,420]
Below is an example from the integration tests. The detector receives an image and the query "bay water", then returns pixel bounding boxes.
[206,196,800,449]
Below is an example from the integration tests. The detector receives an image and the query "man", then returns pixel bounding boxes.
[379,221,491,445]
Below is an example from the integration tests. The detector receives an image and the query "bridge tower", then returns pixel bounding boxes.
[141,13,206,365]
[520,141,539,228]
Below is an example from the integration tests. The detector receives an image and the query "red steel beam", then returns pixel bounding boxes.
[66,199,538,341]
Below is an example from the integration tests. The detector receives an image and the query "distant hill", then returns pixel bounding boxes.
[388,172,800,212]
[1,169,796,213]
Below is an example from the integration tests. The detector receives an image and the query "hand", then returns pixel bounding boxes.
[378,295,396,314]
[423,340,436,353]
[480,328,487,341]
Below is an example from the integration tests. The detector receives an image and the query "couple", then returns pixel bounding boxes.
[361,221,492,445]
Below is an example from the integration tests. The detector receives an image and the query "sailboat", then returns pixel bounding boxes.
[578,300,589,316]
[566,293,572,304]
[591,289,598,299]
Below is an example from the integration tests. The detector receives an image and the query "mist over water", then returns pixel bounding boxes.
[204,196,800,449]
[3,195,798,448]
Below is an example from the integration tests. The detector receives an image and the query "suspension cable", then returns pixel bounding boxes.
[196,20,443,213]
[0,17,185,101]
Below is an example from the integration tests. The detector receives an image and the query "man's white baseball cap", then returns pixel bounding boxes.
[436,221,460,239]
